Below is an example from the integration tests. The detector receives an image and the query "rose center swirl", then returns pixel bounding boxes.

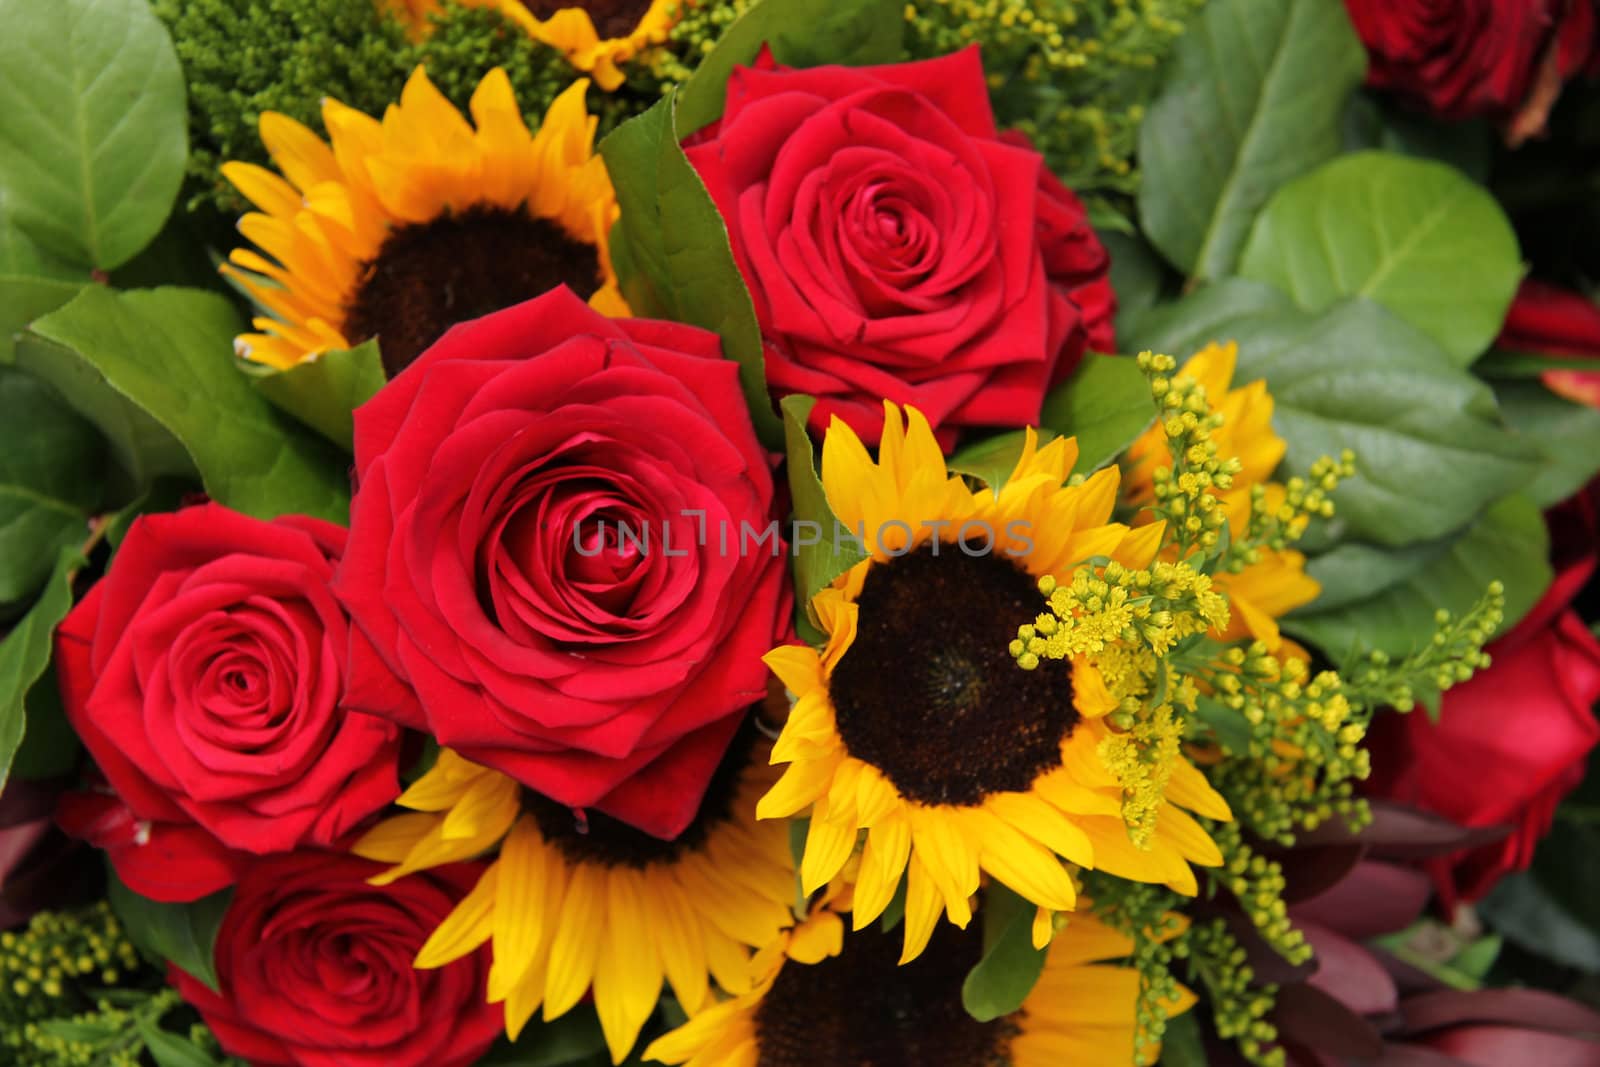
[752,919,1015,1066]
[344,206,601,378]
[827,545,1078,807]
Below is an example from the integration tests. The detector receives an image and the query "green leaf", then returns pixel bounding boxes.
[1159,1012,1209,1067]
[107,867,230,994]
[1239,152,1521,365]
[674,0,903,137]
[12,662,80,780]
[1099,231,1170,338]
[1137,0,1365,280]
[947,429,1055,494]
[0,0,187,270]
[36,1020,119,1043]
[0,365,104,606]
[1039,353,1155,476]
[600,94,783,450]
[103,476,193,551]
[1299,532,1461,613]
[1128,290,1543,546]
[1480,872,1600,973]
[1285,494,1552,662]
[475,1012,609,1066]
[19,286,350,522]
[1476,348,1600,378]
[0,544,84,790]
[139,1022,224,1067]
[0,275,84,364]
[1193,695,1253,754]
[1341,93,1492,183]
[248,339,386,452]
[780,396,867,640]
[962,884,1046,1022]
[1493,380,1600,509]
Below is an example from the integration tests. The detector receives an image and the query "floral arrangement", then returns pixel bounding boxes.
[3,0,1600,1065]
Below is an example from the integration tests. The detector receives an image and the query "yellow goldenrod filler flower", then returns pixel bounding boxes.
[352,739,794,1064]
[644,898,1193,1067]
[384,0,678,90]
[762,402,1229,964]
[1122,342,1322,650]
[222,66,626,374]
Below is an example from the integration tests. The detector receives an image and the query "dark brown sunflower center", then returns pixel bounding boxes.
[828,545,1077,807]
[344,205,601,378]
[519,0,654,39]
[753,920,1014,1067]
[522,716,755,867]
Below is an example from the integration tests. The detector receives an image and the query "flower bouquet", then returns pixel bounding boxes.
[3,0,1600,1065]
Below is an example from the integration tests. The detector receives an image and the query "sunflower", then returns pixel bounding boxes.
[352,732,795,1064]
[761,403,1230,964]
[221,65,625,376]
[1121,341,1321,649]
[642,897,1193,1067]
[385,0,678,90]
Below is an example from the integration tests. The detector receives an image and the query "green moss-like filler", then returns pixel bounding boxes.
[904,0,1207,209]
[158,0,672,217]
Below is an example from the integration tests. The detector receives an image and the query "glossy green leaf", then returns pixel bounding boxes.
[600,94,783,449]
[1128,288,1542,546]
[140,1022,225,1067]
[107,868,230,994]
[674,0,903,137]
[1039,353,1155,475]
[1285,494,1552,662]
[0,275,84,364]
[1239,152,1521,364]
[248,339,386,452]
[0,0,187,270]
[1299,532,1461,614]
[11,662,80,781]
[947,429,1056,494]
[19,286,350,522]
[962,884,1046,1022]
[1159,1012,1209,1067]
[1493,380,1600,509]
[1137,0,1365,280]
[1341,92,1492,183]
[0,544,84,789]
[781,395,867,641]
[1480,872,1600,973]
[1099,231,1171,338]
[0,365,104,605]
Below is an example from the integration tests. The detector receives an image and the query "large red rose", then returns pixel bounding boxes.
[170,853,501,1067]
[1345,0,1599,127]
[1498,278,1600,408]
[332,287,787,839]
[684,47,1114,446]
[1363,605,1600,908]
[54,504,403,902]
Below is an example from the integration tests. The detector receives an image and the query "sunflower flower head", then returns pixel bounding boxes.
[352,735,795,1064]
[222,65,625,375]
[761,402,1230,964]
[643,896,1194,1067]
[386,0,679,89]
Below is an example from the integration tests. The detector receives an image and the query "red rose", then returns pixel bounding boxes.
[332,287,787,839]
[684,47,1114,446]
[1363,605,1600,908]
[170,853,502,1067]
[1345,0,1599,126]
[54,504,403,902]
[1498,278,1600,408]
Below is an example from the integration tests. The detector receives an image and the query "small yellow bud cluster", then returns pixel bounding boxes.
[1209,822,1310,966]
[1346,582,1506,715]
[1082,875,1186,1066]
[1137,351,1244,557]
[1183,919,1286,1067]
[1226,452,1356,574]
[0,903,154,1066]
[1200,645,1372,845]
